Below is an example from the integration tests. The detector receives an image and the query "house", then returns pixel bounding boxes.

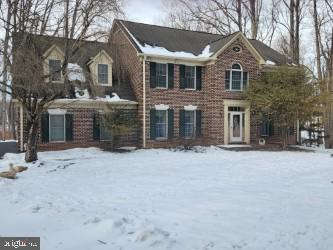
[14,20,298,152]
[109,20,297,148]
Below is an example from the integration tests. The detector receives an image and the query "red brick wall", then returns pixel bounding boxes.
[17,107,138,152]
[110,28,298,148]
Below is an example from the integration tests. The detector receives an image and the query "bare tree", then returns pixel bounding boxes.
[0,0,122,162]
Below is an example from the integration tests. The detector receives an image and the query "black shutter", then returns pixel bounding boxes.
[243,72,248,89]
[168,64,174,89]
[150,62,156,88]
[65,114,74,141]
[225,71,230,90]
[41,113,49,143]
[196,110,202,136]
[168,109,174,139]
[196,66,202,90]
[150,109,156,139]
[93,113,100,141]
[179,65,186,89]
[179,110,185,137]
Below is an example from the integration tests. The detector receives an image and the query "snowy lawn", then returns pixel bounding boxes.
[0,147,333,250]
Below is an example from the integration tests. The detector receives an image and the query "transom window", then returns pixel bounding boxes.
[184,111,195,138]
[156,63,167,88]
[49,115,65,142]
[155,110,168,139]
[185,66,196,89]
[225,63,248,91]
[98,64,109,84]
[49,59,62,82]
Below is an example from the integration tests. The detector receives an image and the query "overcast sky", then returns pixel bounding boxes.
[123,0,166,24]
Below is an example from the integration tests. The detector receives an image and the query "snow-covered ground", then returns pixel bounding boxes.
[0,147,333,250]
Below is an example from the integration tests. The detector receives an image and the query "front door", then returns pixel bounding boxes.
[230,112,243,143]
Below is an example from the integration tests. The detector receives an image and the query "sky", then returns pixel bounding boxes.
[123,0,166,24]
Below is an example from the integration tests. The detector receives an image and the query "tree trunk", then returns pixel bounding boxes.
[313,0,323,80]
[289,0,295,63]
[25,120,39,162]
[294,0,300,64]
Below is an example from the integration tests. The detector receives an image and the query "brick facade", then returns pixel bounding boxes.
[110,23,297,148]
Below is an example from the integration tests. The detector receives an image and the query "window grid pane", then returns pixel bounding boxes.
[98,64,108,84]
[156,110,167,138]
[100,123,112,141]
[50,115,65,142]
[185,66,195,89]
[231,71,242,90]
[156,64,167,88]
[184,111,195,138]
[49,59,61,81]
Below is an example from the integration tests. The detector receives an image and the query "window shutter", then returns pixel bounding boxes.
[168,64,174,89]
[168,109,174,139]
[225,71,230,90]
[179,110,185,137]
[196,110,202,136]
[196,66,202,90]
[150,62,156,88]
[179,65,186,89]
[65,114,74,141]
[93,113,100,141]
[150,109,156,139]
[41,113,49,143]
[243,72,248,89]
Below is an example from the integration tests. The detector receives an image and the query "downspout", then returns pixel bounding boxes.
[142,56,146,148]
[20,104,24,151]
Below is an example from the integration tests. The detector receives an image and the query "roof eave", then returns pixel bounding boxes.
[137,52,216,64]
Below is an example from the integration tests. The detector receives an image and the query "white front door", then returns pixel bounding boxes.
[230,112,243,143]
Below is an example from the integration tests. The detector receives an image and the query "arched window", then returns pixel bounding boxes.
[225,63,248,91]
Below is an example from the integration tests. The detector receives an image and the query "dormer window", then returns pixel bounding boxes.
[98,64,109,84]
[49,59,62,82]
[225,63,248,91]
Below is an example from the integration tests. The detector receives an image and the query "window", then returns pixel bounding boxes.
[100,123,112,141]
[49,115,65,142]
[261,120,274,136]
[49,59,62,81]
[185,66,196,89]
[225,63,248,91]
[98,64,109,84]
[156,63,167,88]
[184,111,195,138]
[155,110,167,138]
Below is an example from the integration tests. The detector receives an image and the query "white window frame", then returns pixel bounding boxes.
[155,63,168,89]
[227,63,249,92]
[184,65,196,90]
[49,59,63,83]
[155,110,168,140]
[49,114,66,143]
[184,110,196,139]
[97,63,109,85]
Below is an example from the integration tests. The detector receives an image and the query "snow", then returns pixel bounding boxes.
[266,60,276,65]
[67,63,86,82]
[75,88,90,99]
[123,24,212,59]
[1,147,333,250]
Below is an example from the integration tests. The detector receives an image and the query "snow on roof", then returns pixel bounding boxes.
[122,23,213,59]
[67,63,86,82]
[73,89,130,103]
[265,60,276,65]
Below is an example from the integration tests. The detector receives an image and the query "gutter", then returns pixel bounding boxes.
[142,56,147,148]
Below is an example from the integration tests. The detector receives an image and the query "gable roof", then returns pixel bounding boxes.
[116,20,287,65]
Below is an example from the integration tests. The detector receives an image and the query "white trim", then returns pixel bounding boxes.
[155,104,170,110]
[48,109,67,115]
[184,105,197,111]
